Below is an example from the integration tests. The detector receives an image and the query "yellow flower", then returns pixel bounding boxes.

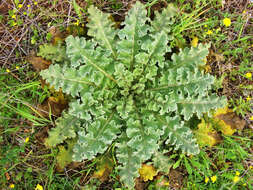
[223,18,231,27]
[11,15,16,19]
[23,12,27,15]
[13,22,17,26]
[235,171,240,176]
[250,116,253,121]
[250,166,253,169]
[245,72,252,79]
[16,66,20,70]
[204,24,208,27]
[242,10,246,14]
[18,4,23,8]
[211,175,217,183]
[75,20,79,26]
[34,1,38,5]
[191,37,198,48]
[9,184,15,188]
[206,30,213,35]
[6,69,10,73]
[27,5,31,8]
[35,184,43,190]
[246,96,251,101]
[233,176,240,183]
[205,177,209,183]
[25,137,29,143]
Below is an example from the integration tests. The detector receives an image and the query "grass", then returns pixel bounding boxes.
[0,0,252,189]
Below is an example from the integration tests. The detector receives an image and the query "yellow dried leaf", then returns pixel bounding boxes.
[139,164,158,182]
[194,119,221,147]
[92,155,114,182]
[213,106,245,135]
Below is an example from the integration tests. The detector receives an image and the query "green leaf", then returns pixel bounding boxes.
[117,1,150,69]
[152,151,173,174]
[169,43,211,71]
[87,5,117,58]
[126,113,163,160]
[184,156,192,175]
[72,112,121,161]
[45,113,81,147]
[56,140,75,170]
[178,94,227,120]
[73,0,82,20]
[66,36,117,84]
[116,139,141,189]
[40,64,94,97]
[152,4,177,34]
[157,116,200,155]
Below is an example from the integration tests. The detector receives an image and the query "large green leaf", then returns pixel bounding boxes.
[117,1,150,70]
[87,5,117,58]
[72,112,121,161]
[40,64,93,97]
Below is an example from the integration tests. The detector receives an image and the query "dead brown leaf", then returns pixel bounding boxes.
[48,26,66,45]
[36,97,67,118]
[27,56,52,71]
[35,126,49,144]
[216,112,246,131]
[134,177,145,190]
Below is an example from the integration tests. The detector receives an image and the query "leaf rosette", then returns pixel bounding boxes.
[40,1,226,189]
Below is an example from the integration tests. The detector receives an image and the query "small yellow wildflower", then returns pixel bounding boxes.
[27,5,31,8]
[191,37,198,48]
[75,20,79,26]
[211,175,217,183]
[18,4,23,8]
[11,15,16,19]
[35,184,43,190]
[242,10,246,14]
[206,30,213,35]
[223,18,231,27]
[23,12,27,15]
[204,24,208,27]
[16,66,20,70]
[250,116,253,121]
[13,22,17,26]
[6,69,10,73]
[235,171,240,176]
[82,23,85,27]
[9,184,15,188]
[205,177,209,183]
[246,96,251,101]
[233,176,240,183]
[250,166,253,169]
[34,1,38,5]
[245,72,252,79]
[25,137,29,143]
[164,182,170,186]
